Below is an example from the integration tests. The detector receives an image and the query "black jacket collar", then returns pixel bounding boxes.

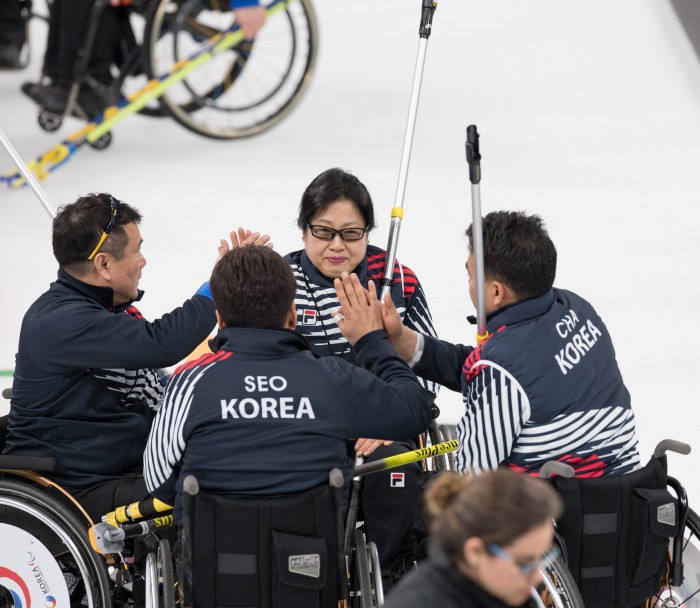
[209,327,310,357]
[468,290,556,333]
[57,267,144,312]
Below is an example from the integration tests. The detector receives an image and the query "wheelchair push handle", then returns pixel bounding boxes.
[538,461,575,479]
[653,439,691,459]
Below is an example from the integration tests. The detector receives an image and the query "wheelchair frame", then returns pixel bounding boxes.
[27,0,318,143]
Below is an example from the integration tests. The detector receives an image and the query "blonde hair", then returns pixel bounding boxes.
[425,469,562,565]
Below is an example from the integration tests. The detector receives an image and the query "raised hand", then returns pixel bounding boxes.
[333,272,383,345]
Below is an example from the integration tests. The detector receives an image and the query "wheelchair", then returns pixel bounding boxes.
[0,453,114,607]
[544,439,698,608]
[88,468,384,608]
[27,0,318,143]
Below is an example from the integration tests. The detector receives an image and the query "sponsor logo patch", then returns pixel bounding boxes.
[302,309,318,325]
[657,502,676,527]
[289,553,321,578]
[390,472,405,488]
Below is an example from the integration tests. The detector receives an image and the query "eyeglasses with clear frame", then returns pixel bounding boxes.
[307,224,369,242]
[485,543,560,577]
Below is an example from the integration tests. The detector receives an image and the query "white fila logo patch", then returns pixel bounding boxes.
[302,309,317,325]
[390,472,405,488]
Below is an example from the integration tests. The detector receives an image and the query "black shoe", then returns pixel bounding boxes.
[0,43,22,69]
[21,81,70,114]
[21,80,120,118]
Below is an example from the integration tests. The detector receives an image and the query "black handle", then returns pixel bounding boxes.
[419,0,437,38]
[465,125,481,184]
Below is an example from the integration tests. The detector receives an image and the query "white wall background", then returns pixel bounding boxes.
[1,1,699,497]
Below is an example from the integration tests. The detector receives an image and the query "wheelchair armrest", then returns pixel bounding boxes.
[0,454,56,472]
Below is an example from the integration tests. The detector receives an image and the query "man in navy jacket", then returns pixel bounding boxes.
[143,246,432,521]
[384,211,640,478]
[3,193,265,520]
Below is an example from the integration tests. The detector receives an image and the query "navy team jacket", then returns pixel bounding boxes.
[414,288,641,477]
[143,328,431,520]
[4,269,216,489]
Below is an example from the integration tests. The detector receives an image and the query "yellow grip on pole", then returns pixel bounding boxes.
[391,207,404,218]
[476,331,489,344]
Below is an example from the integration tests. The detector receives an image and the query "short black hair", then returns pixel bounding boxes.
[466,211,557,300]
[53,193,141,275]
[211,247,296,329]
[297,168,376,232]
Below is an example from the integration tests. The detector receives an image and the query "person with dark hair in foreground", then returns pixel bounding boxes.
[2,192,265,521]
[143,246,432,521]
[383,469,563,608]
[383,210,641,477]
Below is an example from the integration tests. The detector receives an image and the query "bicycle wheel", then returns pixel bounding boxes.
[538,556,585,608]
[652,507,700,607]
[144,0,318,139]
[0,479,112,608]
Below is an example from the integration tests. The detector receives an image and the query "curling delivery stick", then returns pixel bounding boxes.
[465,125,488,344]
[0,127,56,219]
[380,0,437,299]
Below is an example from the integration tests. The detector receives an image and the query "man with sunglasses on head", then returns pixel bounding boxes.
[2,192,268,522]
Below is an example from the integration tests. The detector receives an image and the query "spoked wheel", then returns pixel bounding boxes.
[0,479,112,608]
[157,539,175,608]
[349,529,373,608]
[144,0,318,139]
[538,556,585,608]
[652,508,700,607]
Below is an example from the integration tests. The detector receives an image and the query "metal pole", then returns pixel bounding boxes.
[380,0,437,299]
[465,125,488,343]
[0,127,56,219]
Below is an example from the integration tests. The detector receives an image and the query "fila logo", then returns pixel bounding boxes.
[302,309,318,325]
[390,472,405,488]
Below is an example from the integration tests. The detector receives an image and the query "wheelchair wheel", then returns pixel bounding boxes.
[143,0,318,139]
[0,478,112,608]
[653,507,700,607]
[350,529,374,608]
[145,538,175,608]
[539,555,585,608]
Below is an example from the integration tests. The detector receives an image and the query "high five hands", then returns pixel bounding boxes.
[217,227,273,262]
[333,272,419,458]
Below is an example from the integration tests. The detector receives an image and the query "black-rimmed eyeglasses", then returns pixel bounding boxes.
[308,224,368,242]
[87,194,122,261]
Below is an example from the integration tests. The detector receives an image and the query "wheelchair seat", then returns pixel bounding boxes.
[181,476,343,608]
[550,453,678,608]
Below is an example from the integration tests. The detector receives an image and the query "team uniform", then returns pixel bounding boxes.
[414,288,640,477]
[143,328,432,520]
[4,268,215,516]
[284,245,437,583]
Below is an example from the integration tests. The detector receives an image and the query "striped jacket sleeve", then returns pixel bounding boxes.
[456,359,531,473]
[143,357,218,501]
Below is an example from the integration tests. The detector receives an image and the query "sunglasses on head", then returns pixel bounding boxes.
[87,194,122,261]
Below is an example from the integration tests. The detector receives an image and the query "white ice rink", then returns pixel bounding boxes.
[1,1,700,497]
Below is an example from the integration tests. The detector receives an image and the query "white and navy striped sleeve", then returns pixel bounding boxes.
[143,360,215,501]
[455,359,531,473]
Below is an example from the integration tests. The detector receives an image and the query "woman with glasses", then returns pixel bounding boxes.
[383,468,563,608]
[283,167,438,588]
